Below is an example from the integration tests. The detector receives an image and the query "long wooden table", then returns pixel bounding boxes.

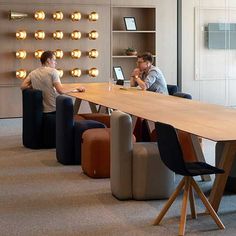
[65,82,236,212]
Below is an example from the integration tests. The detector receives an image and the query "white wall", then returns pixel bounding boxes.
[157,0,177,85]
[182,0,236,106]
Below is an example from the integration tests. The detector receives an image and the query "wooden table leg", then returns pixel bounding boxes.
[74,99,100,115]
[191,135,211,181]
[208,141,236,212]
[89,102,99,113]
[73,98,82,115]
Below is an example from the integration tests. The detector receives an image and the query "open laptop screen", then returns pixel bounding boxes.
[113,66,125,85]
[113,66,125,81]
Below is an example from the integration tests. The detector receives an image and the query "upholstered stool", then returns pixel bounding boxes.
[74,113,110,128]
[81,128,110,178]
[133,142,175,200]
[79,113,110,127]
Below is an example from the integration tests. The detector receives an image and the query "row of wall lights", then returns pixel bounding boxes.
[16,68,99,79]
[9,10,98,21]
[16,30,98,40]
[16,49,99,59]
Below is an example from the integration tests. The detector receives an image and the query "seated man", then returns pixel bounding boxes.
[21,50,85,114]
[130,52,168,94]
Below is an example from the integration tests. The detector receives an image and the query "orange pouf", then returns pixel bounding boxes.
[81,128,110,178]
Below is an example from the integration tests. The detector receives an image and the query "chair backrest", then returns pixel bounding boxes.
[167,84,178,95]
[173,92,192,99]
[56,95,75,164]
[22,88,43,149]
[155,122,189,176]
[110,110,133,199]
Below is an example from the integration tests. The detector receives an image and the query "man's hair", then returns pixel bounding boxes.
[137,52,153,64]
[40,51,55,65]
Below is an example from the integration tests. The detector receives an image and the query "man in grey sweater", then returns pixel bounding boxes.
[130,52,168,94]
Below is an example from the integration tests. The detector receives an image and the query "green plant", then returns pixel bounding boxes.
[126,47,136,52]
[125,47,137,56]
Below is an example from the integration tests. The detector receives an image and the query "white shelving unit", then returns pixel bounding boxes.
[112,7,156,80]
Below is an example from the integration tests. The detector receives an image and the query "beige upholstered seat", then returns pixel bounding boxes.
[110,110,175,200]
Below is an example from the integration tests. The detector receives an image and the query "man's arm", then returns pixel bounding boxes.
[21,76,32,90]
[133,76,147,90]
[54,81,85,94]
[130,76,136,87]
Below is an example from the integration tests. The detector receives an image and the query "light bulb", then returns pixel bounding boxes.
[71,49,81,59]
[34,10,45,20]
[52,11,63,21]
[88,11,99,21]
[88,30,99,40]
[88,68,99,77]
[57,69,63,78]
[71,30,81,40]
[54,49,63,59]
[71,11,81,21]
[53,30,63,40]
[88,49,99,58]
[16,50,27,59]
[34,30,45,40]
[16,30,27,40]
[34,50,44,59]
[16,69,27,79]
[71,68,81,77]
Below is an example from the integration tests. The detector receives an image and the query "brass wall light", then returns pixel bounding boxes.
[88,67,99,77]
[71,30,81,40]
[53,11,63,21]
[88,11,99,21]
[9,11,28,20]
[16,69,27,79]
[35,30,45,40]
[16,30,27,40]
[71,11,81,21]
[34,10,45,20]
[88,49,99,58]
[88,30,99,40]
[16,50,27,59]
[53,30,63,40]
[57,69,63,78]
[71,68,81,77]
[34,50,44,59]
[71,49,81,59]
[54,49,63,59]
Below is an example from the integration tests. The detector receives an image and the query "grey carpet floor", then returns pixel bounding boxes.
[1,119,236,236]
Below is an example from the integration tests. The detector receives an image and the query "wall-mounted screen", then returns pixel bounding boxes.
[208,23,236,49]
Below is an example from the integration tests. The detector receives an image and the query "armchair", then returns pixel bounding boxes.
[56,95,106,165]
[110,110,175,200]
[22,88,56,149]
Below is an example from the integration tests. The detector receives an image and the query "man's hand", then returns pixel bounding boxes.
[131,68,141,77]
[77,86,85,92]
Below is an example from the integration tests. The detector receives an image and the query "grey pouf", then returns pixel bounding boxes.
[133,142,175,200]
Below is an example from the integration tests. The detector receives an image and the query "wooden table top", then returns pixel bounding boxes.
[65,82,236,142]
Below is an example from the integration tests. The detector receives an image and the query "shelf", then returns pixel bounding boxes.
[111,7,156,80]
[113,55,156,58]
[112,55,137,58]
[112,30,156,33]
